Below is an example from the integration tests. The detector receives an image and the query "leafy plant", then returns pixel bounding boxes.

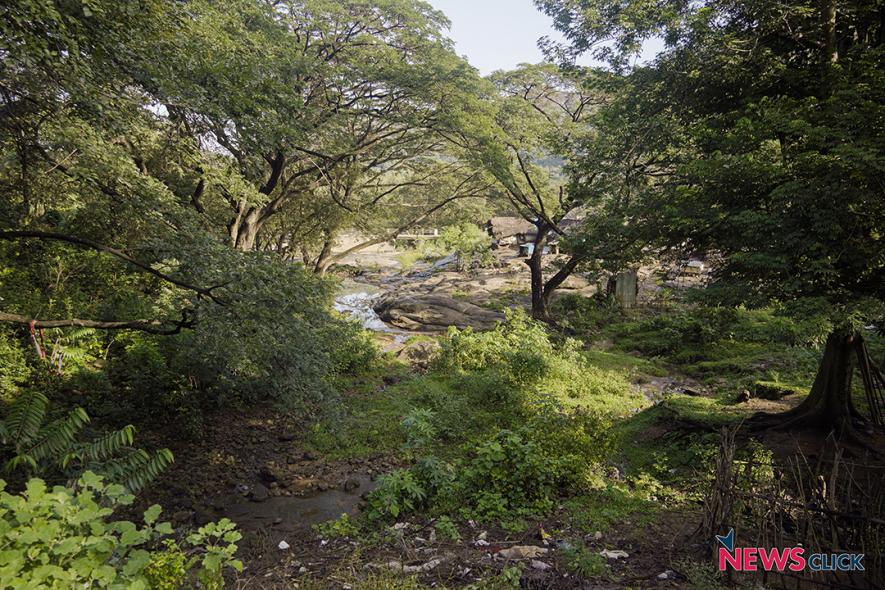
[432,516,460,541]
[0,471,242,589]
[561,540,606,577]
[365,469,427,521]
[314,513,360,539]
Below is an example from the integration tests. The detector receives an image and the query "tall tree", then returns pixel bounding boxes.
[147,0,486,255]
[465,63,608,320]
[538,0,885,434]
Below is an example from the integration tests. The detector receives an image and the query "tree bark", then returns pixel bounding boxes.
[526,225,552,321]
[313,230,336,275]
[752,331,872,435]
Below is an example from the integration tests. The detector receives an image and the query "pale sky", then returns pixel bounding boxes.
[426,0,663,74]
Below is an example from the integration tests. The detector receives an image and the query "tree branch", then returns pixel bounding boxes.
[0,231,225,305]
[0,311,193,335]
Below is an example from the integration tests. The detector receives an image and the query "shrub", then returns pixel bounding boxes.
[432,223,493,269]
[455,429,559,523]
[433,516,460,541]
[0,333,29,403]
[0,471,242,589]
[365,469,427,520]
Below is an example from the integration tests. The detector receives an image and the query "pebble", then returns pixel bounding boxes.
[531,559,551,571]
[278,541,290,550]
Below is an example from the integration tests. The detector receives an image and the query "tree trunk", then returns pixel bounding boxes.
[820,0,838,96]
[526,225,551,321]
[753,331,870,434]
[313,231,336,275]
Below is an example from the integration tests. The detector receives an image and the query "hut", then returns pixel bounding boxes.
[485,217,537,248]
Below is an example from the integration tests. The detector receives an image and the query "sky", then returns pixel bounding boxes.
[426,0,663,74]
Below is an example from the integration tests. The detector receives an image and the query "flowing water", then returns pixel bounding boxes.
[334,278,409,343]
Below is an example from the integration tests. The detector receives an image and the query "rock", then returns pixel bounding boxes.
[259,463,284,484]
[249,484,270,502]
[498,545,548,560]
[278,540,290,550]
[403,559,442,574]
[474,539,490,547]
[657,570,675,580]
[374,294,504,331]
[396,339,440,369]
[302,450,320,461]
[681,387,703,396]
[754,381,800,400]
[298,566,308,574]
[593,531,603,540]
[343,478,361,492]
[599,549,629,560]
[193,508,215,526]
[736,389,751,403]
[531,559,551,571]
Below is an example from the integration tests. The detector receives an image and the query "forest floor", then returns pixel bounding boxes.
[136,252,885,589]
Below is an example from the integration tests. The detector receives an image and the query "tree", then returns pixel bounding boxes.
[464,63,609,320]
[0,0,380,416]
[145,0,488,259]
[538,0,885,434]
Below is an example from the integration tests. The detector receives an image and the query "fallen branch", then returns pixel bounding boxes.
[0,311,192,335]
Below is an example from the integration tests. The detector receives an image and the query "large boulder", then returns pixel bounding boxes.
[374,294,503,331]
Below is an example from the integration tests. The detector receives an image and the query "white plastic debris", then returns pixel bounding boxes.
[599,549,629,559]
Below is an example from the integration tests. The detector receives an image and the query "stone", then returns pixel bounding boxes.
[754,381,800,400]
[374,293,504,331]
[278,540,290,550]
[249,484,270,502]
[736,389,751,403]
[395,339,441,369]
[343,477,361,492]
[303,450,320,461]
[403,559,442,574]
[599,549,629,560]
[657,570,675,580]
[498,545,548,560]
[531,560,551,571]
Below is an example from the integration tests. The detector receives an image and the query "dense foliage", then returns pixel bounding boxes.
[0,471,241,589]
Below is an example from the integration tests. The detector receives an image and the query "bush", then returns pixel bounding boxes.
[0,471,241,589]
[0,333,29,403]
[365,469,427,520]
[405,223,493,270]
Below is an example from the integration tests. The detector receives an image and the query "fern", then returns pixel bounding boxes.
[0,391,172,491]
[24,408,90,463]
[4,390,48,446]
[73,425,136,463]
[99,447,174,492]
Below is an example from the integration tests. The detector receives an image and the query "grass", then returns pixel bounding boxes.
[582,349,667,378]
[396,249,424,270]
[306,300,885,586]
